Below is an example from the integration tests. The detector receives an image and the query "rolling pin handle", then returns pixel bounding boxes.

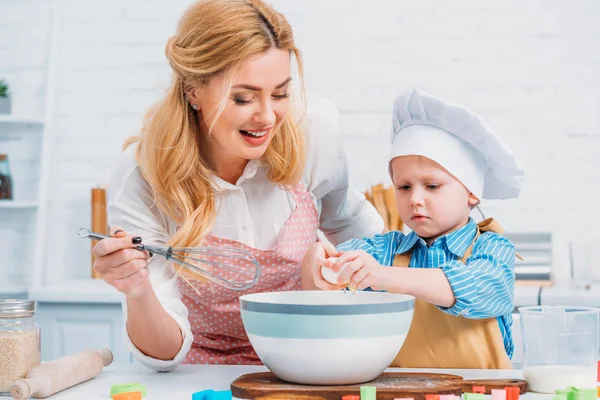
[99,349,113,367]
[9,379,31,400]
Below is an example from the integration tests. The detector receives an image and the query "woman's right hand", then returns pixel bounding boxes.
[92,226,153,298]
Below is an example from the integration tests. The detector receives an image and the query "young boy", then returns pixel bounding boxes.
[302,88,524,369]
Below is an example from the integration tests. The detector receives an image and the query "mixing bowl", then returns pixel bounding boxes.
[239,290,415,385]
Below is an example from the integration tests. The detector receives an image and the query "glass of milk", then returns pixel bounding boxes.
[519,305,600,393]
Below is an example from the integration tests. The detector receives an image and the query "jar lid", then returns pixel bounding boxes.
[0,299,35,318]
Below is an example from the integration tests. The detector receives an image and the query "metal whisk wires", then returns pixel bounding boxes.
[79,228,261,290]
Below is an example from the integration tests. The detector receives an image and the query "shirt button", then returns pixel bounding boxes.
[242,222,249,230]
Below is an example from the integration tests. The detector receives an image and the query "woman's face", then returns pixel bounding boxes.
[189,48,292,175]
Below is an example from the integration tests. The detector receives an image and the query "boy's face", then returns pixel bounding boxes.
[390,155,479,243]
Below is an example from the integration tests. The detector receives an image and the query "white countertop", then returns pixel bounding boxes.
[27,279,124,304]
[25,280,545,307]
[46,364,551,400]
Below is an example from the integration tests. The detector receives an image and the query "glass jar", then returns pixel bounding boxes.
[569,239,600,290]
[519,305,600,394]
[0,154,13,200]
[0,300,41,395]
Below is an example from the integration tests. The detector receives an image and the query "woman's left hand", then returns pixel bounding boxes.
[300,242,342,290]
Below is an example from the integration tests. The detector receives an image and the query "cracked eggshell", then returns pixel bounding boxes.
[320,257,350,285]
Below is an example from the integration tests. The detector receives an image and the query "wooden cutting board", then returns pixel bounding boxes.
[230,372,528,400]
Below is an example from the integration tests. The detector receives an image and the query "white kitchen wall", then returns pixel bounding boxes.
[1,0,599,284]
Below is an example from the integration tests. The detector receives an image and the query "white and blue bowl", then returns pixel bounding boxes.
[239,290,415,385]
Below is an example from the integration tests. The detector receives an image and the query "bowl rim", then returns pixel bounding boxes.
[239,290,415,315]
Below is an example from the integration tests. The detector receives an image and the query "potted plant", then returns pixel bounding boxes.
[0,80,11,115]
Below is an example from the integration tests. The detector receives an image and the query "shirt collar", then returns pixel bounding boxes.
[395,230,421,254]
[394,218,477,258]
[209,159,264,191]
[443,218,477,258]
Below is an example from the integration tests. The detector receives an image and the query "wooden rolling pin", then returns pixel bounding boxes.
[9,349,113,399]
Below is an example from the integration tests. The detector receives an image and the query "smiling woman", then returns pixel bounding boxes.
[90,0,384,371]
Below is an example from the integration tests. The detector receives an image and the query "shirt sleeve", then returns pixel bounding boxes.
[301,95,385,245]
[336,231,405,266]
[108,146,193,372]
[438,232,516,319]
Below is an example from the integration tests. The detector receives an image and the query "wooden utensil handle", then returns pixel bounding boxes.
[91,187,107,279]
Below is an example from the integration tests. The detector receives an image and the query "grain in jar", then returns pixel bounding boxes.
[0,300,41,394]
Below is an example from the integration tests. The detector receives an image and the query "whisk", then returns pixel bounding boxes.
[78,228,261,290]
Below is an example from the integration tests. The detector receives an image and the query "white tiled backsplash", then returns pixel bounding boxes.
[0,1,599,286]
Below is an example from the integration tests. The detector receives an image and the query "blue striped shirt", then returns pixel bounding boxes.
[336,218,516,358]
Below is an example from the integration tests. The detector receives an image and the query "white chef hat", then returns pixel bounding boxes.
[389,88,524,200]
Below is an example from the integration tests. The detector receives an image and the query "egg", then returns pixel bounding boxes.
[320,257,350,285]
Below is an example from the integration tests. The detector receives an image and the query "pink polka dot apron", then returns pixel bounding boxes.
[177,183,319,364]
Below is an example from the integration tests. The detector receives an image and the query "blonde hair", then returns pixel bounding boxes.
[125,0,305,260]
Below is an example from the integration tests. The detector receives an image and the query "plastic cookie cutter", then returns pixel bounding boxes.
[555,386,596,400]
[440,396,460,400]
[505,385,520,400]
[110,383,146,399]
[112,393,142,400]
[360,385,376,400]
[192,389,232,400]
[554,388,575,400]
[463,394,484,400]
[491,388,507,400]
[579,388,597,400]
[472,385,486,394]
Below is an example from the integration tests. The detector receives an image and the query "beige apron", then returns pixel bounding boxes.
[390,218,514,369]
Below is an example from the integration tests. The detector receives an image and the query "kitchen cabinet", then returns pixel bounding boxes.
[28,280,132,364]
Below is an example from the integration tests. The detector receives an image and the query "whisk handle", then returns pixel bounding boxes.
[83,230,111,241]
[79,228,145,251]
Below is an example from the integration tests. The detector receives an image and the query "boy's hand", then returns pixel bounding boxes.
[332,250,388,291]
[301,242,342,290]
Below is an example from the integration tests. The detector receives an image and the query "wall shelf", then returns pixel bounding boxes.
[0,200,39,209]
[0,284,28,295]
[0,115,45,128]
